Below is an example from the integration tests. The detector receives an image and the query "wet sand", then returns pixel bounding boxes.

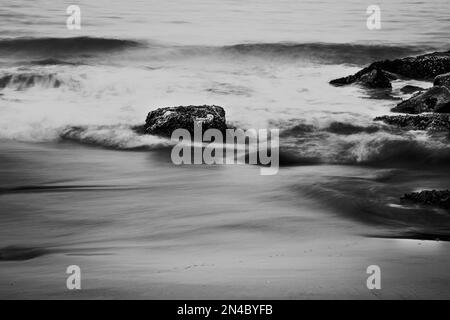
[0,141,450,299]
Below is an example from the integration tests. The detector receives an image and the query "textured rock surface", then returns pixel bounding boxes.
[330,51,450,86]
[434,72,450,89]
[357,69,392,88]
[391,86,450,114]
[401,190,450,209]
[330,68,392,88]
[144,105,228,137]
[400,85,425,94]
[374,113,450,131]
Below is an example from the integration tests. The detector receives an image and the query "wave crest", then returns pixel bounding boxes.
[279,121,450,167]
[0,37,143,57]
[0,72,63,90]
[59,125,173,150]
[221,42,429,65]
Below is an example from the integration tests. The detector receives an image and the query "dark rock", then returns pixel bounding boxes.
[400,85,425,94]
[372,51,450,80]
[357,69,392,88]
[401,190,450,209]
[144,105,228,137]
[330,51,450,86]
[392,86,450,114]
[434,72,450,89]
[374,113,450,131]
[330,68,392,88]
[0,72,62,90]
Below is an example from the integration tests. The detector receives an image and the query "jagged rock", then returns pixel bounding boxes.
[330,68,392,88]
[330,51,450,87]
[143,105,228,137]
[0,72,62,90]
[357,69,392,88]
[401,190,450,209]
[374,113,450,131]
[400,85,425,94]
[434,72,450,89]
[392,86,450,114]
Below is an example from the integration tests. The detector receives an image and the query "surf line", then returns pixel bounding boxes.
[170,120,279,175]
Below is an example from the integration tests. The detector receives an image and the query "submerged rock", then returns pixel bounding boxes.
[400,85,425,94]
[434,72,450,89]
[374,113,450,131]
[392,86,450,114]
[357,69,392,88]
[0,72,62,90]
[143,105,228,137]
[330,51,450,87]
[401,190,450,209]
[330,68,392,88]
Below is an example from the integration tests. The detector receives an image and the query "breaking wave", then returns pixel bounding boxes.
[59,125,173,150]
[0,37,433,65]
[279,121,450,167]
[0,71,63,90]
[51,121,450,169]
[220,42,430,65]
[0,36,143,57]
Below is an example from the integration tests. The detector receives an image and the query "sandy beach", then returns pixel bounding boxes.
[1,141,449,299]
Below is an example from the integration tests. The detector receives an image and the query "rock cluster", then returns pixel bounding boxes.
[434,72,450,89]
[401,190,450,209]
[374,113,450,131]
[330,51,450,89]
[392,86,450,114]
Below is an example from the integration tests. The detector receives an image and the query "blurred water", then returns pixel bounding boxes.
[1,0,450,298]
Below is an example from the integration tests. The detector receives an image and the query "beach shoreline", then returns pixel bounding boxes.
[1,141,450,299]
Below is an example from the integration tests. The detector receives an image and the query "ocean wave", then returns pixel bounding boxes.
[55,121,450,168]
[0,71,63,90]
[0,37,433,65]
[279,121,450,167]
[154,42,431,65]
[59,125,174,150]
[220,42,430,65]
[0,36,143,57]
[28,58,84,66]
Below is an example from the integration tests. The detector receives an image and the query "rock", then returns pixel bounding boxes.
[330,51,450,86]
[391,86,450,114]
[357,69,392,88]
[373,51,450,80]
[400,85,425,94]
[0,72,62,90]
[434,72,450,89]
[401,190,450,209]
[143,105,228,137]
[330,68,392,88]
[374,113,450,131]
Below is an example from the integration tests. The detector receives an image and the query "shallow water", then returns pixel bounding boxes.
[1,141,450,298]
